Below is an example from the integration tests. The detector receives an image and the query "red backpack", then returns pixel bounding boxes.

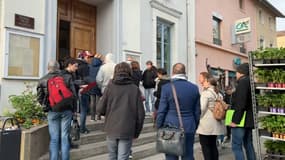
[48,76,74,112]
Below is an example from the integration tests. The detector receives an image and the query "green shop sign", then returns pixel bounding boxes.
[235,17,251,35]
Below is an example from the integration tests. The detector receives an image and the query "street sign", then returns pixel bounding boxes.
[235,17,251,35]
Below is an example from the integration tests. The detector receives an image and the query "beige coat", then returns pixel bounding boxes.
[196,87,226,135]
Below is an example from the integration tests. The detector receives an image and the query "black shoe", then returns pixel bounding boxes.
[97,116,101,121]
[80,129,90,134]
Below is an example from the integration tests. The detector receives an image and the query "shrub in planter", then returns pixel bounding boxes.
[5,83,46,129]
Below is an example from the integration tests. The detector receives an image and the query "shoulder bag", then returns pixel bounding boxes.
[156,82,185,156]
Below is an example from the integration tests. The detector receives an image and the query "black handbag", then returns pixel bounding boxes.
[70,114,80,141]
[156,82,185,156]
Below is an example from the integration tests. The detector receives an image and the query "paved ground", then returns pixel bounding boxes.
[141,141,234,160]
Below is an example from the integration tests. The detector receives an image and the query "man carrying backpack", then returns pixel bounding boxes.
[37,59,78,160]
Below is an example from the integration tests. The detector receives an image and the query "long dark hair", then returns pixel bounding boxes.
[114,62,133,78]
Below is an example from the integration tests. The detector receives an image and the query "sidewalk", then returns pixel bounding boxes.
[142,142,234,160]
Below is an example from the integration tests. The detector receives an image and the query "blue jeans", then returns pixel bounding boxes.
[165,133,195,160]
[232,128,256,160]
[144,88,155,113]
[80,93,89,131]
[106,137,132,160]
[48,110,73,160]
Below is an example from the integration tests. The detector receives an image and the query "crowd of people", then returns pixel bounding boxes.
[37,51,256,160]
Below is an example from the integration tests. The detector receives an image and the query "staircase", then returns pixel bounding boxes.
[39,116,162,160]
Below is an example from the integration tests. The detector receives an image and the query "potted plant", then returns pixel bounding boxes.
[251,50,264,65]
[5,83,46,129]
[268,70,275,88]
[271,95,279,113]
[260,116,273,137]
[254,69,269,87]
[272,69,283,88]
[264,140,274,154]
[263,49,273,64]
[256,94,269,111]
[268,48,280,64]
[279,47,285,64]
[281,71,285,88]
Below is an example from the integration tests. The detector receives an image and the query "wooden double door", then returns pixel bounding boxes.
[57,0,96,60]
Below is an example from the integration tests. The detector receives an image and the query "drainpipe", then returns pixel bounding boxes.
[186,0,196,82]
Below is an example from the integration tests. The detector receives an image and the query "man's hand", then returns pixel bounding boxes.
[230,122,237,127]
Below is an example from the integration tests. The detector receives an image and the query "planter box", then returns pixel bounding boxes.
[20,124,49,160]
[253,59,265,65]
[271,59,279,64]
[259,129,272,137]
[255,83,267,87]
[258,106,269,112]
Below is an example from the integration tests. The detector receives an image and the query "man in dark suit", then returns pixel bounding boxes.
[156,63,201,160]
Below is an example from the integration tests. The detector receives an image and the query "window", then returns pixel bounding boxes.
[240,43,246,54]
[269,17,274,31]
[157,19,172,73]
[239,0,244,9]
[5,30,43,79]
[259,10,264,24]
[270,41,273,48]
[259,36,265,49]
[213,16,222,45]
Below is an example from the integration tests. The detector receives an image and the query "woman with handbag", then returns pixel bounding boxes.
[196,72,226,160]
[156,63,201,160]
[97,62,145,160]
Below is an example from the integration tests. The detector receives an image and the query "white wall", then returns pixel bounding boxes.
[139,0,194,75]
[122,0,141,52]
[0,0,47,114]
[96,1,115,56]
[4,0,45,34]
[0,0,4,78]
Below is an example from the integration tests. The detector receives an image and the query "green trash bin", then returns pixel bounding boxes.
[0,117,21,160]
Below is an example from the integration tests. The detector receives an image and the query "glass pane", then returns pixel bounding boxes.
[164,25,171,44]
[8,33,40,77]
[164,43,171,72]
[157,42,162,68]
[157,23,162,43]
[212,18,220,39]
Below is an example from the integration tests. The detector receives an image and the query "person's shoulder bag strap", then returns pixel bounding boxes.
[170,81,184,132]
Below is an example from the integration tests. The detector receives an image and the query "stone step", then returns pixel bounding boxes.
[80,123,155,145]
[82,142,158,160]
[85,116,154,132]
[39,131,157,160]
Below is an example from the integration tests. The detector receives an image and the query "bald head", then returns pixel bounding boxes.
[172,63,186,75]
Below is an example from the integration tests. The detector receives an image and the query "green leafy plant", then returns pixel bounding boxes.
[272,69,282,83]
[6,82,46,129]
[254,69,270,83]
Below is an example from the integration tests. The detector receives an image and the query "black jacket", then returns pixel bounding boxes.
[37,70,77,112]
[142,67,157,89]
[97,74,145,139]
[132,70,143,87]
[232,76,254,128]
[154,78,170,110]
